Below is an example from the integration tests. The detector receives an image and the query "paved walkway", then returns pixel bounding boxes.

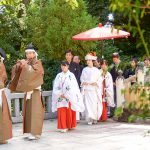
[0,119,150,150]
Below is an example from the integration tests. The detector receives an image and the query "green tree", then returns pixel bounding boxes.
[110,0,150,57]
[0,0,31,55]
[0,3,22,55]
[26,0,98,60]
[0,0,34,81]
[85,0,109,23]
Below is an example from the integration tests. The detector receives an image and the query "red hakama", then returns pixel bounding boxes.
[57,103,76,129]
[100,78,108,121]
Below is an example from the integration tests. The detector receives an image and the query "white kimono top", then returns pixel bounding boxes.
[80,67,102,100]
[52,70,85,112]
[100,69,115,107]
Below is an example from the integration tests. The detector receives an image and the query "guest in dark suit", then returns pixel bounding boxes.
[109,53,121,83]
[109,53,122,117]
[65,50,81,87]
[73,55,84,73]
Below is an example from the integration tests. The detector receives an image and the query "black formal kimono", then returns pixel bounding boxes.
[110,64,119,83]
[68,61,82,86]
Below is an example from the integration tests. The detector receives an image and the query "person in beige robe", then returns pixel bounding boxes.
[9,44,44,140]
[0,48,12,144]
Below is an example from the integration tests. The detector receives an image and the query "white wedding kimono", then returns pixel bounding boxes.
[52,70,85,113]
[100,70,115,107]
[80,67,103,121]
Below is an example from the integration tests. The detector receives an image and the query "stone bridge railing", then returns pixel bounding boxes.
[5,89,57,123]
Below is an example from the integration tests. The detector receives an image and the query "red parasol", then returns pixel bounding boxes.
[72,23,130,41]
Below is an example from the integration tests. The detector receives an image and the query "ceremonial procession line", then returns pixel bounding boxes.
[0,90,150,150]
[1,89,150,150]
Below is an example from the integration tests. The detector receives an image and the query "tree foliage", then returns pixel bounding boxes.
[84,0,109,23]
[110,0,150,57]
[26,0,98,60]
[0,1,22,56]
[66,0,79,9]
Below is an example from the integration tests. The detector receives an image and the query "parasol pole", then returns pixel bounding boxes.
[100,40,104,58]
